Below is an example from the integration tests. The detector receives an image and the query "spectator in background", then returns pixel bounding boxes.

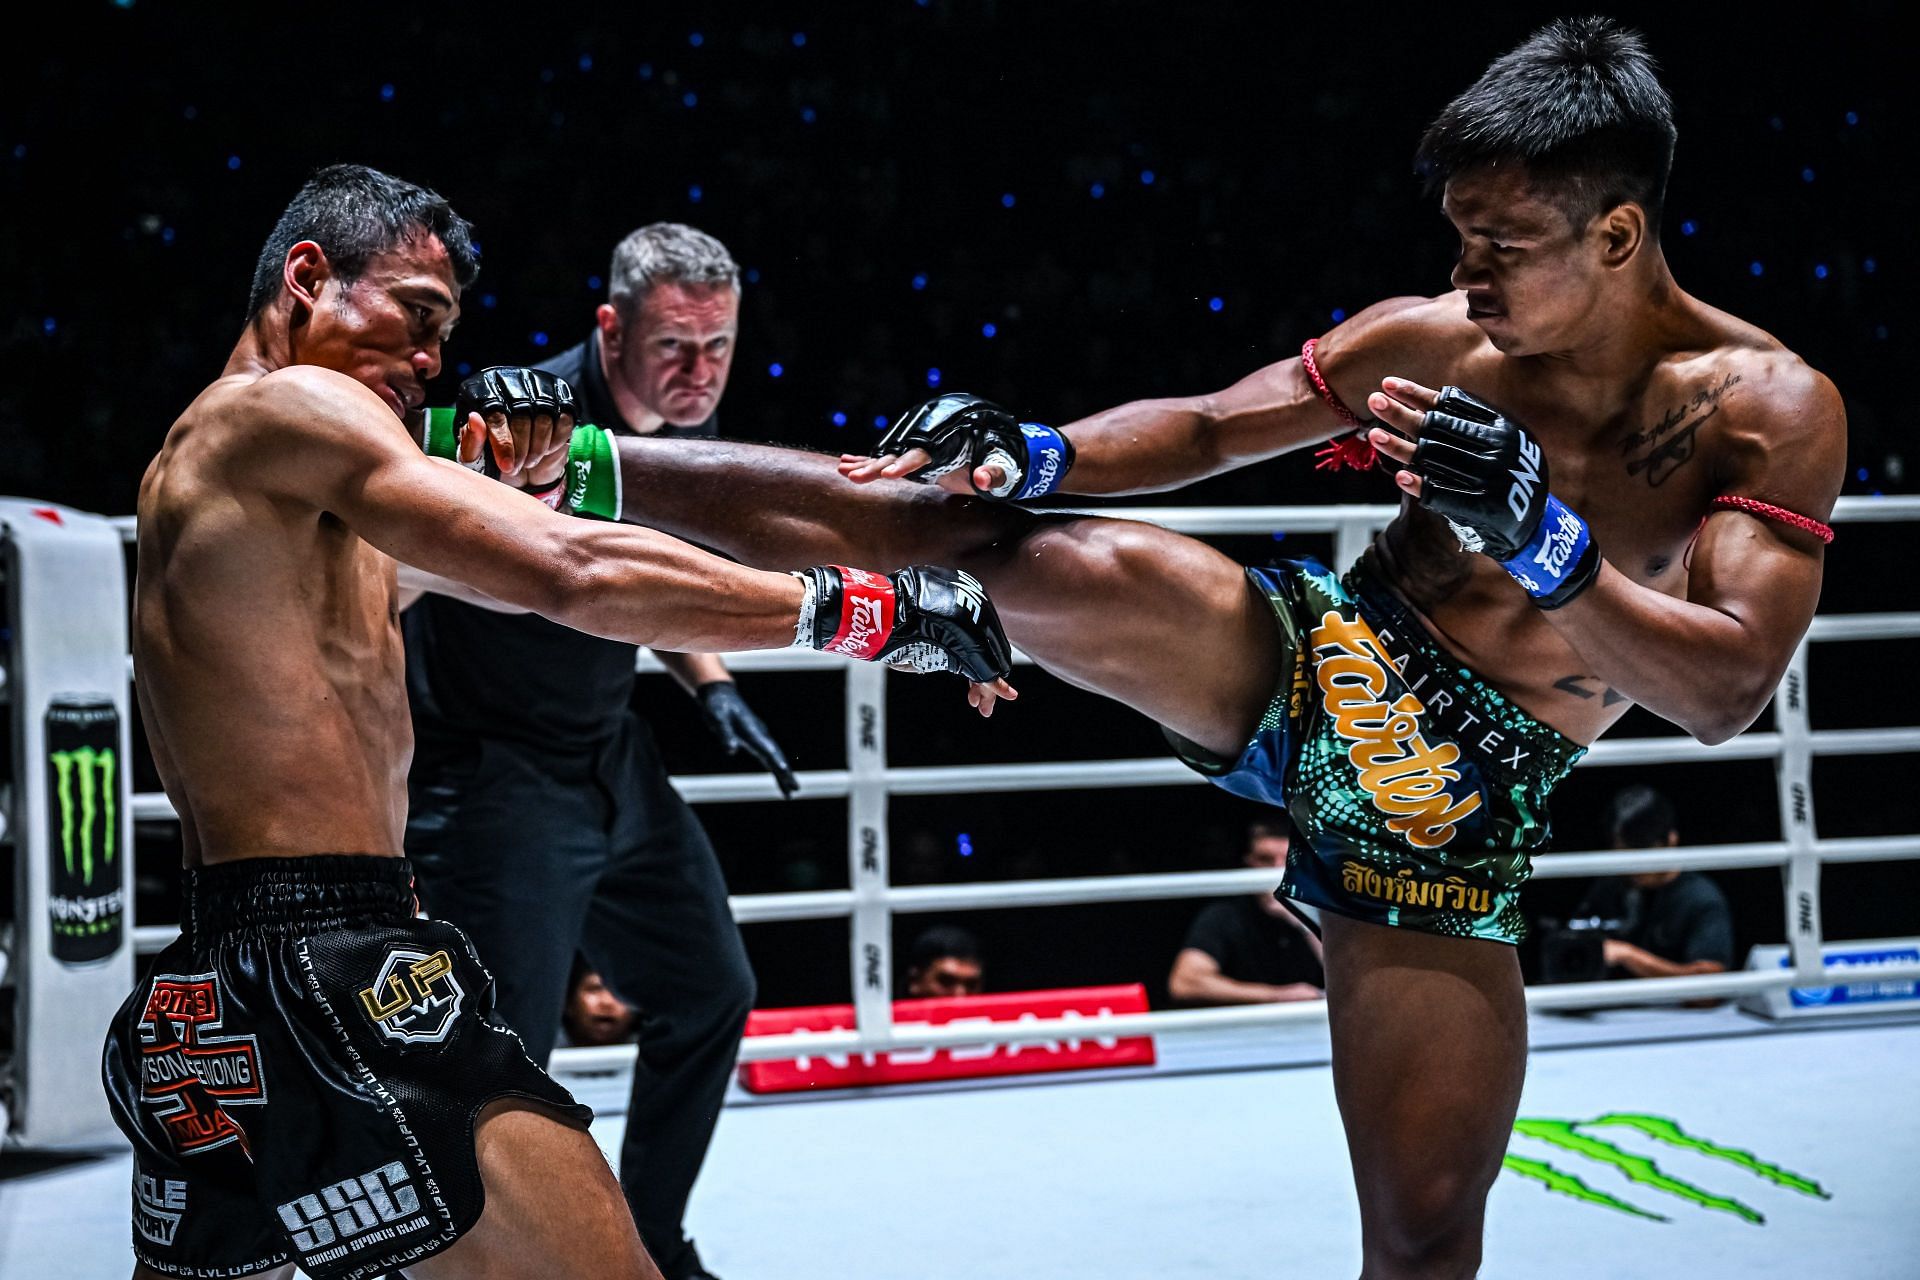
[562,956,644,1048]
[1578,785,1736,981]
[1169,822,1324,1005]
[904,925,985,998]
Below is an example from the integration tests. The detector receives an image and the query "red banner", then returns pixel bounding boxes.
[738,984,1156,1094]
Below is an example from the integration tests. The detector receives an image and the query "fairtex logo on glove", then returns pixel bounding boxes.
[1532,506,1586,578]
[1014,422,1071,501]
[1502,495,1592,599]
[825,567,897,661]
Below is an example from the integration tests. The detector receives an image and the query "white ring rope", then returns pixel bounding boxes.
[106,496,1920,1059]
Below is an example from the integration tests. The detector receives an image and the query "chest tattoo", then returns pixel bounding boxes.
[1620,372,1743,488]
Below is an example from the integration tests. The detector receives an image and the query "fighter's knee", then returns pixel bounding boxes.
[1366,1174,1488,1277]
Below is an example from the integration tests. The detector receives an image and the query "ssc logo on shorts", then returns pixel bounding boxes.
[278,1159,431,1267]
[358,948,465,1047]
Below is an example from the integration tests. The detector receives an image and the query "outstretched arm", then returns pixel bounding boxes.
[839,295,1458,497]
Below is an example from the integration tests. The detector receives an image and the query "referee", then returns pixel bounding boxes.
[400,223,782,1280]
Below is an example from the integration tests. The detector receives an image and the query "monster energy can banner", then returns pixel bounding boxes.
[46,696,125,964]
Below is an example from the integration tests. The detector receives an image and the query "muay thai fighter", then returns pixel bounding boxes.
[467,19,1843,1277]
[101,162,1012,1280]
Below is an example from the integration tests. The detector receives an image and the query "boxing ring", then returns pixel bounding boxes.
[3,497,1918,1277]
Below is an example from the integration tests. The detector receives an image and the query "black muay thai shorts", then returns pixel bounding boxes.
[102,854,592,1279]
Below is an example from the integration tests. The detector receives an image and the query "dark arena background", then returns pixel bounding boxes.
[4,1,1914,1008]
[5,5,1920,1278]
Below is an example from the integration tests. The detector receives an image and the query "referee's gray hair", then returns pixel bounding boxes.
[607,222,741,314]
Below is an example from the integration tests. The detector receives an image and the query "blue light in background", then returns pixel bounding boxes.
[682,92,698,108]
[1749,262,1765,277]
[1681,220,1698,236]
[689,184,703,203]
[1140,169,1156,185]
[1090,182,1105,199]
[1857,467,1870,482]
[801,107,816,123]
[1864,258,1877,274]
[1801,167,1815,183]
[1814,264,1829,280]
[226,154,241,170]
[957,833,974,858]
[792,32,807,46]
[587,275,603,290]
[769,362,784,378]
[926,367,942,387]
[481,293,498,309]
[1001,192,1016,208]
[874,415,889,429]
[1331,307,1347,322]
[1846,111,1859,125]
[746,268,761,284]
[981,323,997,338]
[457,362,472,376]
[1208,296,1223,312]
[531,332,549,347]
[689,31,704,46]
[379,84,395,102]
[831,411,847,426]
[578,54,593,71]
[911,273,928,291]
[42,317,56,334]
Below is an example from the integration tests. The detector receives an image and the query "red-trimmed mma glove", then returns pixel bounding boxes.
[794,565,1014,683]
[455,366,579,507]
[1414,386,1600,609]
[877,393,1074,501]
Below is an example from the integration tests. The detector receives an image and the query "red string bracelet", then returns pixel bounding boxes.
[1710,495,1835,544]
[1302,338,1378,472]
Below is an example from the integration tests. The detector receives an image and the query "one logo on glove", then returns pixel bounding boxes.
[358,948,465,1048]
[137,973,268,1157]
[1507,433,1542,521]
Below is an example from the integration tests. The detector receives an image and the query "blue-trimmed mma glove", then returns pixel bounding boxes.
[877,393,1075,501]
[1414,386,1600,609]
[793,565,1014,683]
[454,366,579,501]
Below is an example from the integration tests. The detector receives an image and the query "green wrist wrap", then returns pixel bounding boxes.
[417,409,620,520]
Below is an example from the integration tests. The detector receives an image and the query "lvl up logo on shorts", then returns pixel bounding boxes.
[359,948,465,1047]
[1503,1113,1830,1224]
[137,973,268,1157]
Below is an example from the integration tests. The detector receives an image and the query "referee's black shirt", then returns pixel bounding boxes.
[404,331,717,750]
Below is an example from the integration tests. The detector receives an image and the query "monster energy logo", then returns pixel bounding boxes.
[51,745,117,888]
[46,697,125,963]
[1503,1113,1830,1224]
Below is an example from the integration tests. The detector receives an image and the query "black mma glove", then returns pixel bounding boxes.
[454,366,580,496]
[793,564,1014,683]
[876,393,1075,501]
[695,681,799,798]
[1413,386,1600,609]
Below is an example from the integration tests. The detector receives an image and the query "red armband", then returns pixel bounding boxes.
[1301,338,1377,472]
[1710,496,1835,544]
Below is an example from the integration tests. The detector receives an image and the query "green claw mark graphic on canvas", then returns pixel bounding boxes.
[1504,1113,1829,1224]
[52,746,117,885]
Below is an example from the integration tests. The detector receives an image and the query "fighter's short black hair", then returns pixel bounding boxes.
[909,924,982,969]
[1415,16,1677,234]
[1607,784,1678,849]
[247,163,478,320]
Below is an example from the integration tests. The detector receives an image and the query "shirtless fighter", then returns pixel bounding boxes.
[99,163,1012,1280]
[500,19,1842,1276]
